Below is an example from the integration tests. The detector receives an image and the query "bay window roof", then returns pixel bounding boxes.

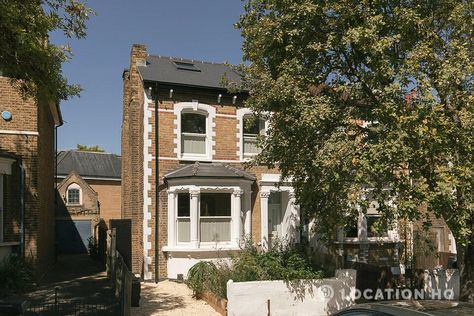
[164,162,256,181]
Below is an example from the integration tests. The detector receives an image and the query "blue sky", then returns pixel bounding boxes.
[50,0,245,154]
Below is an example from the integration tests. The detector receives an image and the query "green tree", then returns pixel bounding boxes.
[238,0,474,299]
[76,144,104,152]
[0,0,93,101]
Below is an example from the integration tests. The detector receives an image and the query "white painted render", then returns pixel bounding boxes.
[227,269,356,316]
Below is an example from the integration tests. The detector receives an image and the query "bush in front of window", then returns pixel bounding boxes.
[186,239,325,299]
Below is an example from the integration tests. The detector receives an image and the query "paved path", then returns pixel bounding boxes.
[132,280,219,316]
[26,254,114,305]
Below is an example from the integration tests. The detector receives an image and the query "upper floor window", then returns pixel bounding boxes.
[181,113,207,155]
[243,114,265,157]
[175,102,216,161]
[66,183,81,205]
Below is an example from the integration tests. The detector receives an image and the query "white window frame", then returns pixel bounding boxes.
[66,183,82,206]
[236,108,268,161]
[174,102,216,161]
[199,191,233,244]
[164,182,252,251]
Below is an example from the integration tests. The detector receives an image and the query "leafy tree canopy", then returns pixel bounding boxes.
[238,0,473,295]
[0,0,93,101]
[76,144,104,152]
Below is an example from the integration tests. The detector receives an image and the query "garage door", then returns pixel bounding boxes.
[56,220,92,254]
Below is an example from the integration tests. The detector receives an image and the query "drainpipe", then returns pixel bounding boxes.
[19,158,25,257]
[153,83,159,283]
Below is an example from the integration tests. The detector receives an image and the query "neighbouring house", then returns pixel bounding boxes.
[121,44,455,281]
[55,150,122,254]
[0,76,62,277]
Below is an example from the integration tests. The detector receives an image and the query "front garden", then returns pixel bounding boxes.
[186,241,325,300]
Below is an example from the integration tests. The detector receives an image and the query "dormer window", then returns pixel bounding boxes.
[173,61,201,72]
[181,112,207,155]
[243,114,265,157]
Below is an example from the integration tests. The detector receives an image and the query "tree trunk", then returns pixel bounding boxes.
[459,234,474,302]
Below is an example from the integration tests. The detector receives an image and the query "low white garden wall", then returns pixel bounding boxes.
[226,269,356,316]
[423,269,460,300]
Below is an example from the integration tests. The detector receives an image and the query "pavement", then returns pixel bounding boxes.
[25,254,114,305]
[132,280,219,316]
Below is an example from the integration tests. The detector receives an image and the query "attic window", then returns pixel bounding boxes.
[173,61,201,72]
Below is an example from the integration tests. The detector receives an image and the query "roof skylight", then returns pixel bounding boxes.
[173,61,201,72]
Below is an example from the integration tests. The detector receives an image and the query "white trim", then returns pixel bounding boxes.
[174,102,216,161]
[0,130,38,136]
[142,92,153,280]
[167,183,251,251]
[259,174,299,250]
[236,108,252,161]
[216,113,237,118]
[236,108,269,161]
[156,108,174,113]
[157,156,242,163]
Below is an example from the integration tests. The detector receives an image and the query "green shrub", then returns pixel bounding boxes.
[187,241,324,299]
[0,254,34,298]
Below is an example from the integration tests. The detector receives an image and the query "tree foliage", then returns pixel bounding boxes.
[76,144,104,152]
[0,0,93,101]
[238,0,474,294]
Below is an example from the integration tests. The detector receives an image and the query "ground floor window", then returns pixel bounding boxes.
[177,193,190,243]
[168,187,245,249]
[200,193,231,242]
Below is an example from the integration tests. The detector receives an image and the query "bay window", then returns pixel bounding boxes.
[200,193,231,242]
[166,186,250,250]
[177,193,191,243]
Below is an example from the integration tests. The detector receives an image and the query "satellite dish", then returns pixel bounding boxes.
[1,111,12,121]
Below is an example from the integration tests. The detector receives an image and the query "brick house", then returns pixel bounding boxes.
[121,44,455,280]
[55,150,121,253]
[0,76,62,277]
[121,44,302,280]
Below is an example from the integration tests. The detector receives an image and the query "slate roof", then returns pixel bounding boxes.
[56,150,121,180]
[138,55,243,90]
[164,162,256,181]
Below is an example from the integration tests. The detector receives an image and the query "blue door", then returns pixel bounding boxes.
[56,220,92,254]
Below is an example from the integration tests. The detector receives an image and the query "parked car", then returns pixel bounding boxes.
[333,300,474,315]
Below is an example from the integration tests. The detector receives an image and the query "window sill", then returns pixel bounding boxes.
[162,245,241,253]
[178,155,212,162]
